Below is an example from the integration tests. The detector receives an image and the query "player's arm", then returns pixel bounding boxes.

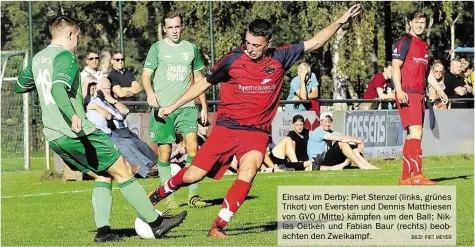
[142,43,160,107]
[51,51,82,133]
[15,60,36,93]
[303,4,361,52]
[192,44,209,123]
[169,77,212,112]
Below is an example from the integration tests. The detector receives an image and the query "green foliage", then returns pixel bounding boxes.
[1,1,473,102]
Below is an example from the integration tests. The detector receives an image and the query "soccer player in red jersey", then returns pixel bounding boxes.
[147,5,362,238]
[392,11,448,186]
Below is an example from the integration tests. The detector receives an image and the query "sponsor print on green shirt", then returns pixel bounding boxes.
[143,39,203,108]
[16,45,96,141]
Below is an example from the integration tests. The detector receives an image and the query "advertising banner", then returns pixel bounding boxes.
[345,110,403,159]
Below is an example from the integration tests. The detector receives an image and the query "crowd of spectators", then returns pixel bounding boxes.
[77,48,473,176]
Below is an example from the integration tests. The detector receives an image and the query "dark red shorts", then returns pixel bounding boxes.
[395,92,425,129]
[192,125,268,180]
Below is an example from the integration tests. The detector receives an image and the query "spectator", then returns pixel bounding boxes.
[360,61,394,110]
[263,114,312,171]
[444,58,471,108]
[85,78,157,178]
[461,59,475,108]
[107,51,142,100]
[285,63,319,111]
[307,112,378,170]
[427,61,447,109]
[81,50,104,97]
[461,58,474,88]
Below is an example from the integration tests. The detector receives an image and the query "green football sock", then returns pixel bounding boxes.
[158,160,175,198]
[92,182,112,228]
[118,178,159,223]
[186,156,199,195]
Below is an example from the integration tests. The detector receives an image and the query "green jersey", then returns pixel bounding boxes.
[143,39,204,108]
[16,45,96,141]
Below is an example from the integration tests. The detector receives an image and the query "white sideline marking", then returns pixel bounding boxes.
[1,165,470,199]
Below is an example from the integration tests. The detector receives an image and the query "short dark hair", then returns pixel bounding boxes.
[48,15,80,37]
[162,11,182,26]
[292,114,304,123]
[85,50,100,58]
[384,61,392,68]
[408,11,427,22]
[111,51,123,58]
[247,19,273,40]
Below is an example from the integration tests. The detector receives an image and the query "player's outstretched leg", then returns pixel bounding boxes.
[208,151,260,238]
[108,156,188,238]
[149,165,208,206]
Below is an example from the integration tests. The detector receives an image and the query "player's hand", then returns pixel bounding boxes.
[337,4,361,25]
[71,115,82,133]
[158,106,175,119]
[437,89,449,105]
[396,90,408,104]
[146,92,159,108]
[200,108,208,125]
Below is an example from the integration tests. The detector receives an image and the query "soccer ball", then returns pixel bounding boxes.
[135,209,163,239]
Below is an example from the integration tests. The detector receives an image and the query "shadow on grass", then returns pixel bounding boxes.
[95,228,188,239]
[432,175,472,183]
[227,221,277,235]
[203,195,258,206]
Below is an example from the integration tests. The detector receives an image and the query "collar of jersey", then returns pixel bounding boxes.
[164,38,183,46]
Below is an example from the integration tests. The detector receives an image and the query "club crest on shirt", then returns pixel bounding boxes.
[182,52,190,61]
[264,65,276,74]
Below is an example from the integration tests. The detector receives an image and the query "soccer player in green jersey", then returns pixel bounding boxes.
[15,15,187,242]
[142,11,209,209]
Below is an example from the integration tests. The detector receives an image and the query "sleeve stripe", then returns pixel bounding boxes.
[143,68,154,72]
[193,66,204,72]
[16,79,34,89]
[52,80,71,88]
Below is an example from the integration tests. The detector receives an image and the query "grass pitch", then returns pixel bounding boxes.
[1,154,473,246]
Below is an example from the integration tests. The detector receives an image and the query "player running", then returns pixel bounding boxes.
[392,11,448,185]
[15,15,187,242]
[142,11,209,209]
[147,5,362,238]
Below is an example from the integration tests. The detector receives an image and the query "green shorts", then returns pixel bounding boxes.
[49,130,121,174]
[149,107,198,144]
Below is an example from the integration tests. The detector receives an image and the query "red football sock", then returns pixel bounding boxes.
[401,140,412,179]
[409,139,422,176]
[213,179,252,228]
[158,167,189,198]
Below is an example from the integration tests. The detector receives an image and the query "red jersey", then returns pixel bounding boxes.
[392,33,429,94]
[205,43,304,133]
[363,72,386,99]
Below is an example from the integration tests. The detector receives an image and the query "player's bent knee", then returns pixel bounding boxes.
[183,166,206,183]
[95,175,112,183]
[107,156,134,182]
